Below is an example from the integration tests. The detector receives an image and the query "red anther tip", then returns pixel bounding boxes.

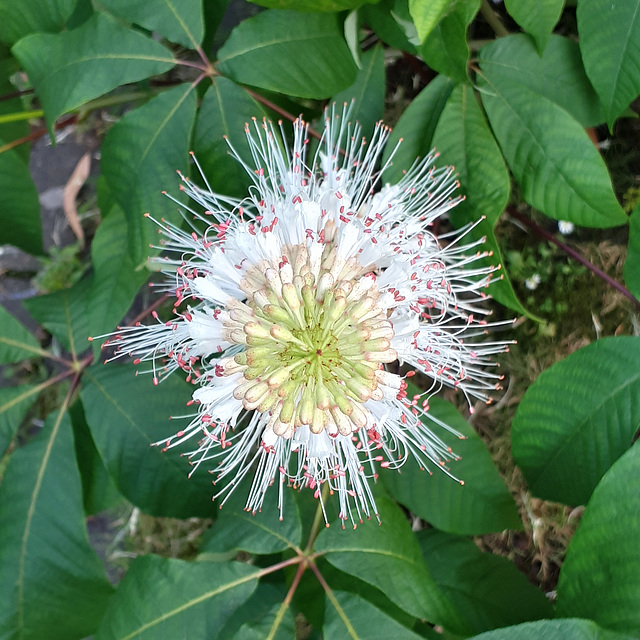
[87,336,93,341]
[189,150,195,155]
[144,212,150,217]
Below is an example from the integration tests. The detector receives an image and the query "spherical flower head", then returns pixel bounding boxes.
[103,105,511,525]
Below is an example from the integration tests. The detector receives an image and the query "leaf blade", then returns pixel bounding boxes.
[512,336,640,505]
[382,395,521,535]
[556,444,640,635]
[479,77,628,228]
[0,409,114,639]
[217,10,358,99]
[11,13,175,131]
[577,0,640,125]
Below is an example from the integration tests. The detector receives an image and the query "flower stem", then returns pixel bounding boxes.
[265,560,306,640]
[304,483,330,554]
[508,208,640,311]
[480,0,510,37]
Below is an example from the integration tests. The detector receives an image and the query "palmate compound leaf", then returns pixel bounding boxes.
[11,12,175,132]
[314,494,465,635]
[323,591,424,639]
[0,305,43,363]
[101,83,197,264]
[468,619,637,640]
[478,75,628,228]
[81,363,215,518]
[193,77,270,200]
[95,557,258,640]
[382,74,455,185]
[382,393,521,536]
[417,529,553,635]
[100,0,204,49]
[431,82,531,318]
[512,336,640,506]
[0,409,114,640]
[577,0,640,126]
[216,10,358,99]
[556,444,640,636]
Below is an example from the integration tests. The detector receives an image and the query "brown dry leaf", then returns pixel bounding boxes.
[63,151,91,248]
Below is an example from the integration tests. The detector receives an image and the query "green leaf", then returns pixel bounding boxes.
[479,76,628,228]
[251,0,379,9]
[408,0,453,42]
[479,34,606,128]
[383,395,521,535]
[431,83,530,317]
[217,10,358,99]
[504,0,564,54]
[0,0,76,45]
[70,400,124,516]
[577,0,640,126]
[193,78,269,199]
[360,0,418,54]
[332,44,385,140]
[216,584,296,640]
[11,12,175,131]
[420,0,480,84]
[101,0,204,48]
[382,74,455,184]
[95,557,258,640]
[512,336,640,506]
[418,529,553,634]
[0,385,37,456]
[87,204,149,341]
[0,409,114,639]
[0,306,42,363]
[200,479,303,555]
[24,277,92,359]
[101,83,197,263]
[315,494,462,632]
[624,204,640,300]
[324,591,424,639]
[468,619,636,640]
[81,363,215,518]
[0,140,42,255]
[556,445,640,636]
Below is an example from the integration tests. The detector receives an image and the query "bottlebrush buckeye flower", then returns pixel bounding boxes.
[99,105,511,525]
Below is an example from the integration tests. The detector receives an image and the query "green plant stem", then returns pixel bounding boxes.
[0,109,43,125]
[265,560,306,640]
[508,207,640,311]
[480,0,510,37]
[309,561,358,639]
[304,483,330,554]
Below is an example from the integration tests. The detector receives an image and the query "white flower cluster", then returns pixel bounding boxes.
[102,106,511,525]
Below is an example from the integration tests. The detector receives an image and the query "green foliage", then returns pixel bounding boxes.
[382,395,521,535]
[0,410,114,639]
[556,445,640,636]
[217,11,358,98]
[0,0,639,637]
[512,337,640,506]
